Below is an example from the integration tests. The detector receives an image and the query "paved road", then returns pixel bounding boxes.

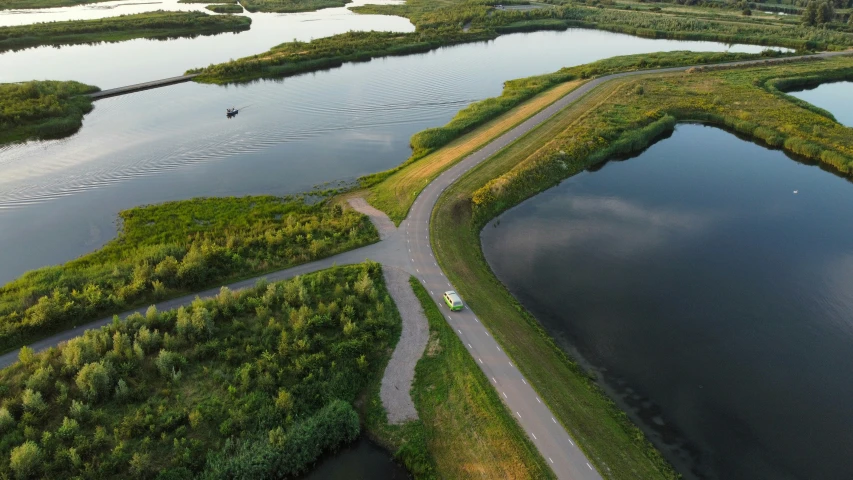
[6,50,851,478]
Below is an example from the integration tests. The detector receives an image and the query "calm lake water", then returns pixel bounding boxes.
[0,0,414,88]
[481,124,853,479]
[789,81,853,128]
[302,437,409,480]
[0,29,773,284]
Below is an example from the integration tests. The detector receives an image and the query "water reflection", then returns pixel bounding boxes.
[789,81,853,128]
[481,124,853,480]
[302,437,409,480]
[0,30,773,282]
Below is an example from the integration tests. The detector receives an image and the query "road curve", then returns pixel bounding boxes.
[4,50,851,478]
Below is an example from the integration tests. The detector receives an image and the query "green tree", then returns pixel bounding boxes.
[10,441,42,479]
[75,362,111,402]
[17,347,35,367]
[21,389,47,414]
[0,408,14,433]
[155,350,186,378]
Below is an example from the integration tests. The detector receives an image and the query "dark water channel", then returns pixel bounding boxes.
[0,29,771,284]
[481,125,853,480]
[788,81,853,128]
[302,437,409,480]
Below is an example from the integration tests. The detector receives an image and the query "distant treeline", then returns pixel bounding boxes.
[0,196,378,354]
[0,263,397,479]
[0,11,251,53]
[0,80,99,146]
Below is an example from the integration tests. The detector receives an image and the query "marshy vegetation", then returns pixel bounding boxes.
[0,0,109,10]
[238,0,348,13]
[0,11,251,53]
[0,196,378,354]
[0,80,99,146]
[205,2,244,13]
[191,0,853,83]
[0,263,399,478]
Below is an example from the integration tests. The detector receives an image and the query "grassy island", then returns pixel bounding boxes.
[0,0,109,10]
[0,196,379,354]
[190,0,853,84]
[205,2,243,13]
[239,0,348,13]
[0,263,399,479]
[0,80,99,146]
[0,11,251,53]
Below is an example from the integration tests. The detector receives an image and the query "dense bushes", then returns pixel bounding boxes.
[0,80,99,146]
[0,263,397,478]
[0,196,379,353]
[0,11,251,52]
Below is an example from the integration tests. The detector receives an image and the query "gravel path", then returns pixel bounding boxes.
[348,197,428,423]
[348,197,396,240]
[379,266,429,423]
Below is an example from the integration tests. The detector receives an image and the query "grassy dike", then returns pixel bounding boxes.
[364,277,553,479]
[362,50,781,224]
[0,11,251,53]
[423,56,853,478]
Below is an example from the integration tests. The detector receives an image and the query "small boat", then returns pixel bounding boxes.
[226,107,238,118]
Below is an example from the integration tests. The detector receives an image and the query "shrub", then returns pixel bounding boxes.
[75,362,112,402]
[155,350,186,379]
[21,389,46,415]
[9,441,42,479]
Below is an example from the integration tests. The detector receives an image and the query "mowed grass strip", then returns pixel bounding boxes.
[430,77,679,479]
[366,80,586,224]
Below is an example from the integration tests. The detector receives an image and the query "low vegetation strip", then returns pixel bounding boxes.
[0,80,99,146]
[364,277,553,479]
[0,0,109,10]
[0,196,379,355]
[429,55,853,479]
[0,263,397,479]
[0,11,251,53]
[238,0,348,13]
[205,2,243,13]
[363,50,782,224]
